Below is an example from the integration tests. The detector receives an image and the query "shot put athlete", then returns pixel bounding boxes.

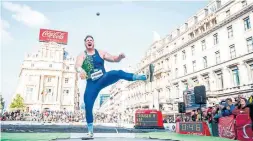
[75,35,147,137]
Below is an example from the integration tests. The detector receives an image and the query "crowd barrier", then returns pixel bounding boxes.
[218,115,236,139]
[235,114,253,141]
[176,114,253,141]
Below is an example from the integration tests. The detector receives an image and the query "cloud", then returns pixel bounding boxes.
[0,20,13,44]
[2,2,50,28]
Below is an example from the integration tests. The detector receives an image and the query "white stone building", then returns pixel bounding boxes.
[14,42,80,111]
[99,0,253,122]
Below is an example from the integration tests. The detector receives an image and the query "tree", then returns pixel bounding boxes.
[0,94,5,110]
[10,94,25,109]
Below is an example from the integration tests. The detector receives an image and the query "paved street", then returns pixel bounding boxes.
[52,133,170,141]
[1,124,164,133]
[53,137,170,141]
[1,122,232,141]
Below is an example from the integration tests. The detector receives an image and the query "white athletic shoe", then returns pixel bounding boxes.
[87,132,93,138]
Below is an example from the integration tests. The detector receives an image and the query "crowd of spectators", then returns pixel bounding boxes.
[172,95,252,123]
[0,109,85,123]
[170,94,253,136]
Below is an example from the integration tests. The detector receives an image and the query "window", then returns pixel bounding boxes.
[215,51,221,64]
[244,17,251,31]
[201,40,206,50]
[203,56,207,68]
[200,26,205,33]
[230,44,236,59]
[49,64,52,68]
[65,78,69,83]
[63,89,69,95]
[175,68,178,78]
[206,22,210,30]
[195,29,199,35]
[183,65,187,75]
[182,50,186,60]
[46,88,52,94]
[48,77,51,82]
[192,78,199,85]
[232,67,240,86]
[191,45,195,56]
[247,37,253,52]
[242,0,247,7]
[216,71,224,89]
[175,84,179,98]
[213,33,218,45]
[189,32,194,39]
[50,52,54,58]
[26,87,33,101]
[227,26,233,38]
[28,75,32,81]
[250,64,253,81]
[174,54,177,64]
[26,87,33,95]
[31,64,34,67]
[192,61,196,72]
[203,75,210,91]
[226,10,230,17]
[66,66,69,70]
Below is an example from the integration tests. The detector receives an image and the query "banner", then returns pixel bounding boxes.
[164,123,176,132]
[39,29,68,44]
[218,115,236,139]
[235,114,253,141]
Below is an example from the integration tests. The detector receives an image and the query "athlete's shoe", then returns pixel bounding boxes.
[87,132,94,138]
[133,74,147,81]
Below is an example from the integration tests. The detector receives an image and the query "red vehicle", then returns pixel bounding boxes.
[134,109,164,129]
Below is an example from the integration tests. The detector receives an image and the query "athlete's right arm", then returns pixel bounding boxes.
[75,52,87,79]
[75,52,85,72]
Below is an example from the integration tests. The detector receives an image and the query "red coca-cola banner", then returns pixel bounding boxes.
[235,114,253,141]
[39,29,68,44]
[218,115,236,139]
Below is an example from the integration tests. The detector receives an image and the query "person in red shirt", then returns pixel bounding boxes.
[175,116,181,122]
[232,98,249,116]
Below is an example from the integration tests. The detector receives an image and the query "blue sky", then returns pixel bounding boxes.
[1,1,208,108]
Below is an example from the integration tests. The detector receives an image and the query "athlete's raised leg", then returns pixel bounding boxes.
[98,70,147,88]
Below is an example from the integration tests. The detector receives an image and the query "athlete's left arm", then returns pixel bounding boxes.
[99,50,121,62]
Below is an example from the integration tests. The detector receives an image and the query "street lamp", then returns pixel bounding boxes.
[148,63,155,108]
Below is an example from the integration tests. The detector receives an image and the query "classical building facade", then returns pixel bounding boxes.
[14,42,80,111]
[99,0,253,122]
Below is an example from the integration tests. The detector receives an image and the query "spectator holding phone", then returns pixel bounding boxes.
[222,98,235,117]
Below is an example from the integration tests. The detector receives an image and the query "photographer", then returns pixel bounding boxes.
[221,98,235,117]
[213,102,222,120]
[206,107,213,135]
[191,110,197,122]
[211,103,221,137]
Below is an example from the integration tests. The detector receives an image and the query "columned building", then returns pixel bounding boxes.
[14,42,80,111]
[100,0,253,122]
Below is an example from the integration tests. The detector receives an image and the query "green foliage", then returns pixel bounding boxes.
[0,94,5,110]
[10,94,25,109]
